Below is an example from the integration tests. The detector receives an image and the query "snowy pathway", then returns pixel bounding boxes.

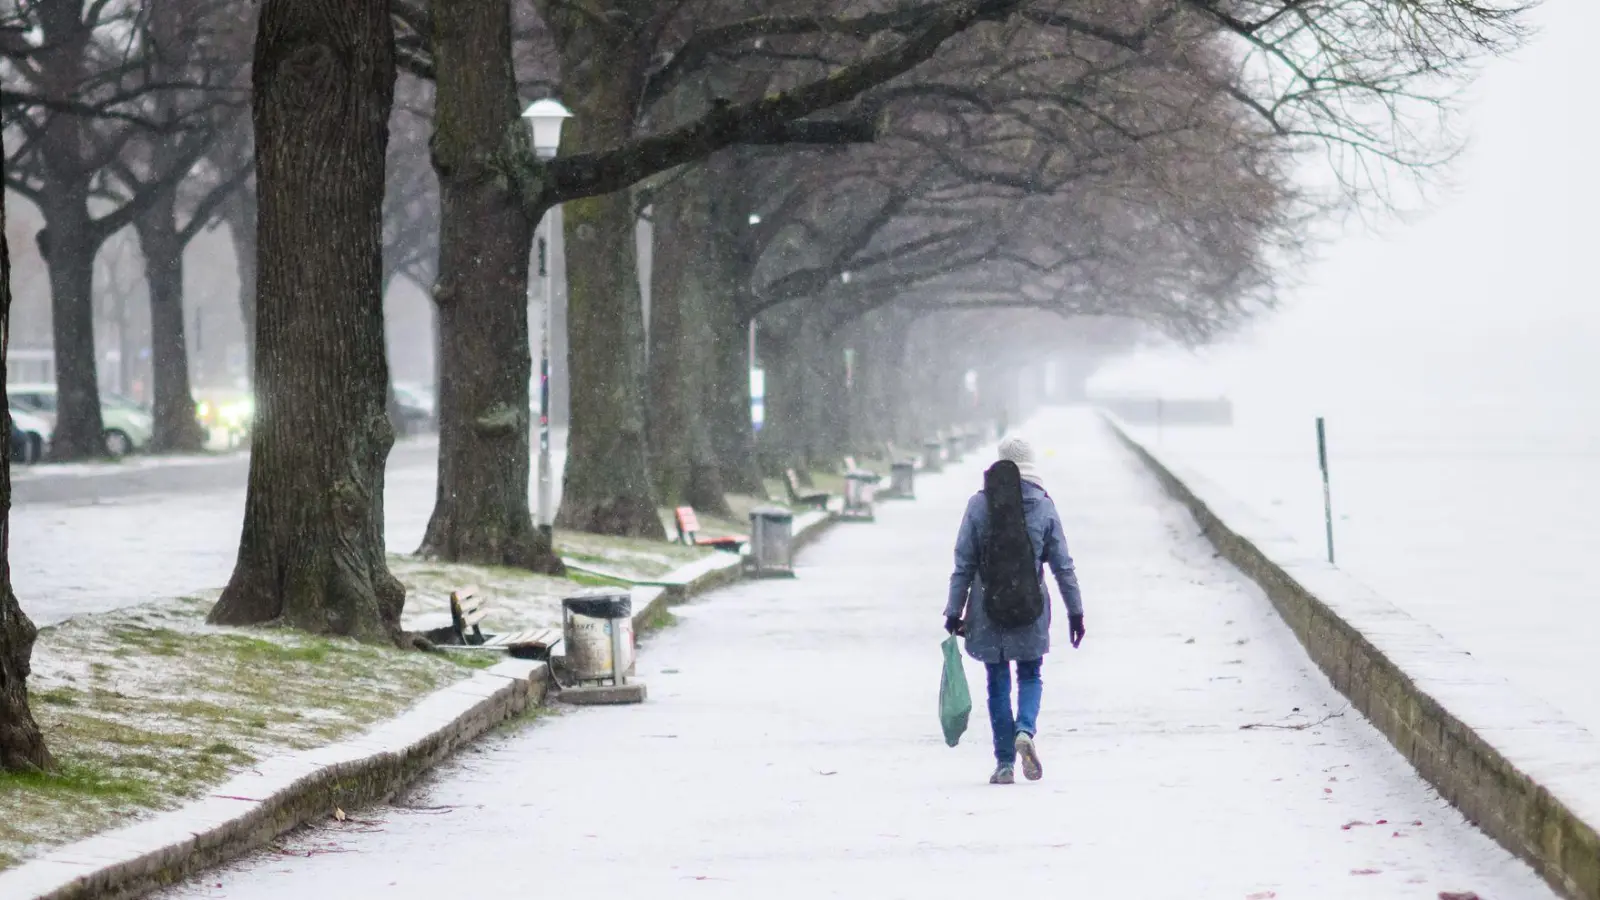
[161,410,1553,899]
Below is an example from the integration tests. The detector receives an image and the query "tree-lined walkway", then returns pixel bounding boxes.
[163,409,1551,899]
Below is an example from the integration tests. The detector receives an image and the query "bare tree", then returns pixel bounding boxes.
[1,0,240,458]
[0,124,50,773]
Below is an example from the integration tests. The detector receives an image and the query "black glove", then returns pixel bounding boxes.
[1068,614,1086,648]
[945,615,965,636]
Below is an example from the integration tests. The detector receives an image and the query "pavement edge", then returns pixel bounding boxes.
[1,509,844,899]
[0,660,553,900]
[630,509,838,636]
[1104,413,1600,900]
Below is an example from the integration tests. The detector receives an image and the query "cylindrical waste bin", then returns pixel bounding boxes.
[921,440,944,473]
[842,470,877,521]
[963,430,982,454]
[886,461,915,499]
[946,433,965,463]
[748,506,797,577]
[561,592,634,685]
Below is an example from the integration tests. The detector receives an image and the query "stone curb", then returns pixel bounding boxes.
[0,659,552,900]
[0,507,847,899]
[630,509,837,636]
[1104,413,1600,900]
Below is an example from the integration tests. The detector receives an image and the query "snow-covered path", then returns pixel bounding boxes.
[161,410,1551,900]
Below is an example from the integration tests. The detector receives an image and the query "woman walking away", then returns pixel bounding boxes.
[945,437,1085,785]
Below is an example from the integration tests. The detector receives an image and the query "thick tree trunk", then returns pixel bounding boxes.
[755,320,804,476]
[418,0,562,572]
[850,315,898,453]
[704,300,765,496]
[135,190,205,453]
[208,0,405,643]
[550,36,663,538]
[558,186,662,537]
[647,163,730,515]
[0,152,53,772]
[38,198,107,460]
[819,331,849,462]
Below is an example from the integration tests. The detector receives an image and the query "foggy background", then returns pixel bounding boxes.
[1094,0,1600,744]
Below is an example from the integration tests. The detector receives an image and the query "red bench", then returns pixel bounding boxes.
[674,507,746,553]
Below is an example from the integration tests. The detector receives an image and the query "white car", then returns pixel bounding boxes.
[7,384,154,457]
[9,407,51,463]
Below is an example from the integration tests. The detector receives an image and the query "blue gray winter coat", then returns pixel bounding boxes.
[945,480,1083,664]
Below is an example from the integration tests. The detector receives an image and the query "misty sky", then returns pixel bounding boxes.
[1093,0,1597,444]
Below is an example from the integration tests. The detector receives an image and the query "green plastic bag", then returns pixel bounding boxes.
[939,635,972,747]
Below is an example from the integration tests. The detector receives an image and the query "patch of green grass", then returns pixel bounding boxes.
[33,686,80,707]
[220,633,333,665]
[565,569,635,588]
[635,602,679,635]
[0,761,156,805]
[438,650,501,670]
[2,597,476,872]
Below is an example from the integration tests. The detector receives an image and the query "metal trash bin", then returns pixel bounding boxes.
[946,433,965,463]
[842,470,877,521]
[963,430,982,454]
[561,592,635,685]
[921,439,944,473]
[748,506,797,577]
[886,461,915,500]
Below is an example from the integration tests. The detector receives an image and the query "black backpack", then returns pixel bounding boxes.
[979,460,1045,629]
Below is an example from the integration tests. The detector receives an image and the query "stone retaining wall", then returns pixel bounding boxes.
[1108,416,1600,900]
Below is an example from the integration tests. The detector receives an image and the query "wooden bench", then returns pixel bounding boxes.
[451,586,490,645]
[481,627,563,661]
[842,456,882,483]
[785,468,830,509]
[674,506,746,553]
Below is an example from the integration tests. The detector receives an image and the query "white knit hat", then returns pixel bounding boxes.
[997,436,1042,485]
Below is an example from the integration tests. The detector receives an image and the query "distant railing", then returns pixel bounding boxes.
[1091,395,1233,427]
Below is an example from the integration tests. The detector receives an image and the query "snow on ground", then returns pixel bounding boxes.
[159,409,1553,900]
[12,433,565,627]
[1117,407,1600,753]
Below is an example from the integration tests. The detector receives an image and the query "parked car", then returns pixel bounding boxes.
[194,389,253,448]
[7,383,154,457]
[391,383,436,435]
[8,407,50,464]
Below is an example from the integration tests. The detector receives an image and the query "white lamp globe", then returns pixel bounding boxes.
[521,98,573,159]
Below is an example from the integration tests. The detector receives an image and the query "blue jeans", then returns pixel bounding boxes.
[985,659,1042,765]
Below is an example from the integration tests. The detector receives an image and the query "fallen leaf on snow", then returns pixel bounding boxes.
[1341,820,1369,830]
[1438,893,1481,900]
[1351,869,1382,875]
[1245,892,1277,899]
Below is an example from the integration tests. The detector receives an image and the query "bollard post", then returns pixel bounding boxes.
[1317,417,1335,565]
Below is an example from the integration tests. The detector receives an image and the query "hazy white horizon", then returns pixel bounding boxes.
[1090,0,1599,449]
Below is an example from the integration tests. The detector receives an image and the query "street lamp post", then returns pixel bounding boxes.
[522,99,573,533]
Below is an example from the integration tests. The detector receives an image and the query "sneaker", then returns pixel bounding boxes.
[989,764,1015,785]
[1015,732,1043,781]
